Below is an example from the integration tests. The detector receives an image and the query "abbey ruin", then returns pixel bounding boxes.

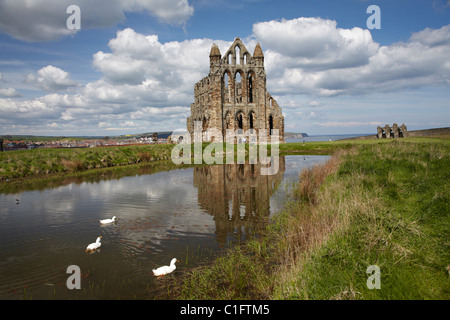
[187,38,284,143]
[377,123,408,139]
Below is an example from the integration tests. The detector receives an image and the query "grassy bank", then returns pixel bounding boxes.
[167,139,449,300]
[0,144,175,181]
[1,136,446,181]
[0,142,256,181]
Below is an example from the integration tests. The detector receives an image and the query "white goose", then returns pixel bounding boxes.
[152,258,179,277]
[86,236,102,252]
[100,216,117,224]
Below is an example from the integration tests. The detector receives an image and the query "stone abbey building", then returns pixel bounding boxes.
[187,38,284,142]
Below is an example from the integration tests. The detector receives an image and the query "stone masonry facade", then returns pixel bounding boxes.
[377,123,408,139]
[187,38,284,143]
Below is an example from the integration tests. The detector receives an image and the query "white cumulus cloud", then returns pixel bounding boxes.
[254,17,379,71]
[26,65,78,92]
[0,0,194,42]
[0,87,21,97]
[254,19,450,97]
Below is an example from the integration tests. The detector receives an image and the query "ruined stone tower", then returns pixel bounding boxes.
[187,38,284,143]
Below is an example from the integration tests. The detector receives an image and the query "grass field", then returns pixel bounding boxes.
[2,136,446,181]
[0,144,175,181]
[276,140,449,299]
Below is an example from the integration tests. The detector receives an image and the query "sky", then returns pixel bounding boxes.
[0,0,449,136]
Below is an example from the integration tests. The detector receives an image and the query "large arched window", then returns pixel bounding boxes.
[223,71,231,103]
[247,72,255,103]
[249,111,255,129]
[235,71,242,103]
[236,112,244,130]
[269,115,274,135]
[202,116,208,131]
[235,46,240,65]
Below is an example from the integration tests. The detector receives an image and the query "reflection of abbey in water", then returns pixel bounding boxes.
[193,157,286,246]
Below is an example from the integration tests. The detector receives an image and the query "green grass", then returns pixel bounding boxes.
[280,136,450,155]
[0,144,174,180]
[166,138,450,300]
[1,136,445,181]
[281,141,450,300]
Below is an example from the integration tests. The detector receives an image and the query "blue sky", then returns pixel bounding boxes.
[0,0,449,136]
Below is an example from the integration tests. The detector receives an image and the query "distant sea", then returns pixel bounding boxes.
[287,133,371,143]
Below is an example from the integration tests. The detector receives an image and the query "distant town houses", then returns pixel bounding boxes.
[0,135,169,151]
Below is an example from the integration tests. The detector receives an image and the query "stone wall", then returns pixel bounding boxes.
[187,38,285,143]
[377,123,408,139]
[344,126,450,141]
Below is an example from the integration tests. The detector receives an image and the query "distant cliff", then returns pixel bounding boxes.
[285,132,309,139]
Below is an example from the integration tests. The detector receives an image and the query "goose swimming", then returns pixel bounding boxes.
[152,258,179,277]
[86,236,102,252]
[100,216,117,224]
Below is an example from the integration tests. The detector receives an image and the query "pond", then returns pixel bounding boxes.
[0,155,329,299]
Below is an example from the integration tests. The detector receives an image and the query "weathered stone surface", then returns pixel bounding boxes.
[392,123,399,138]
[399,124,408,137]
[377,124,407,139]
[187,38,285,143]
[384,124,392,139]
[377,126,383,139]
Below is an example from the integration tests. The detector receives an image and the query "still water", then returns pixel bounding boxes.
[0,155,329,299]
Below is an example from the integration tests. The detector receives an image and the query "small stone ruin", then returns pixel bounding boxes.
[377,123,407,139]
